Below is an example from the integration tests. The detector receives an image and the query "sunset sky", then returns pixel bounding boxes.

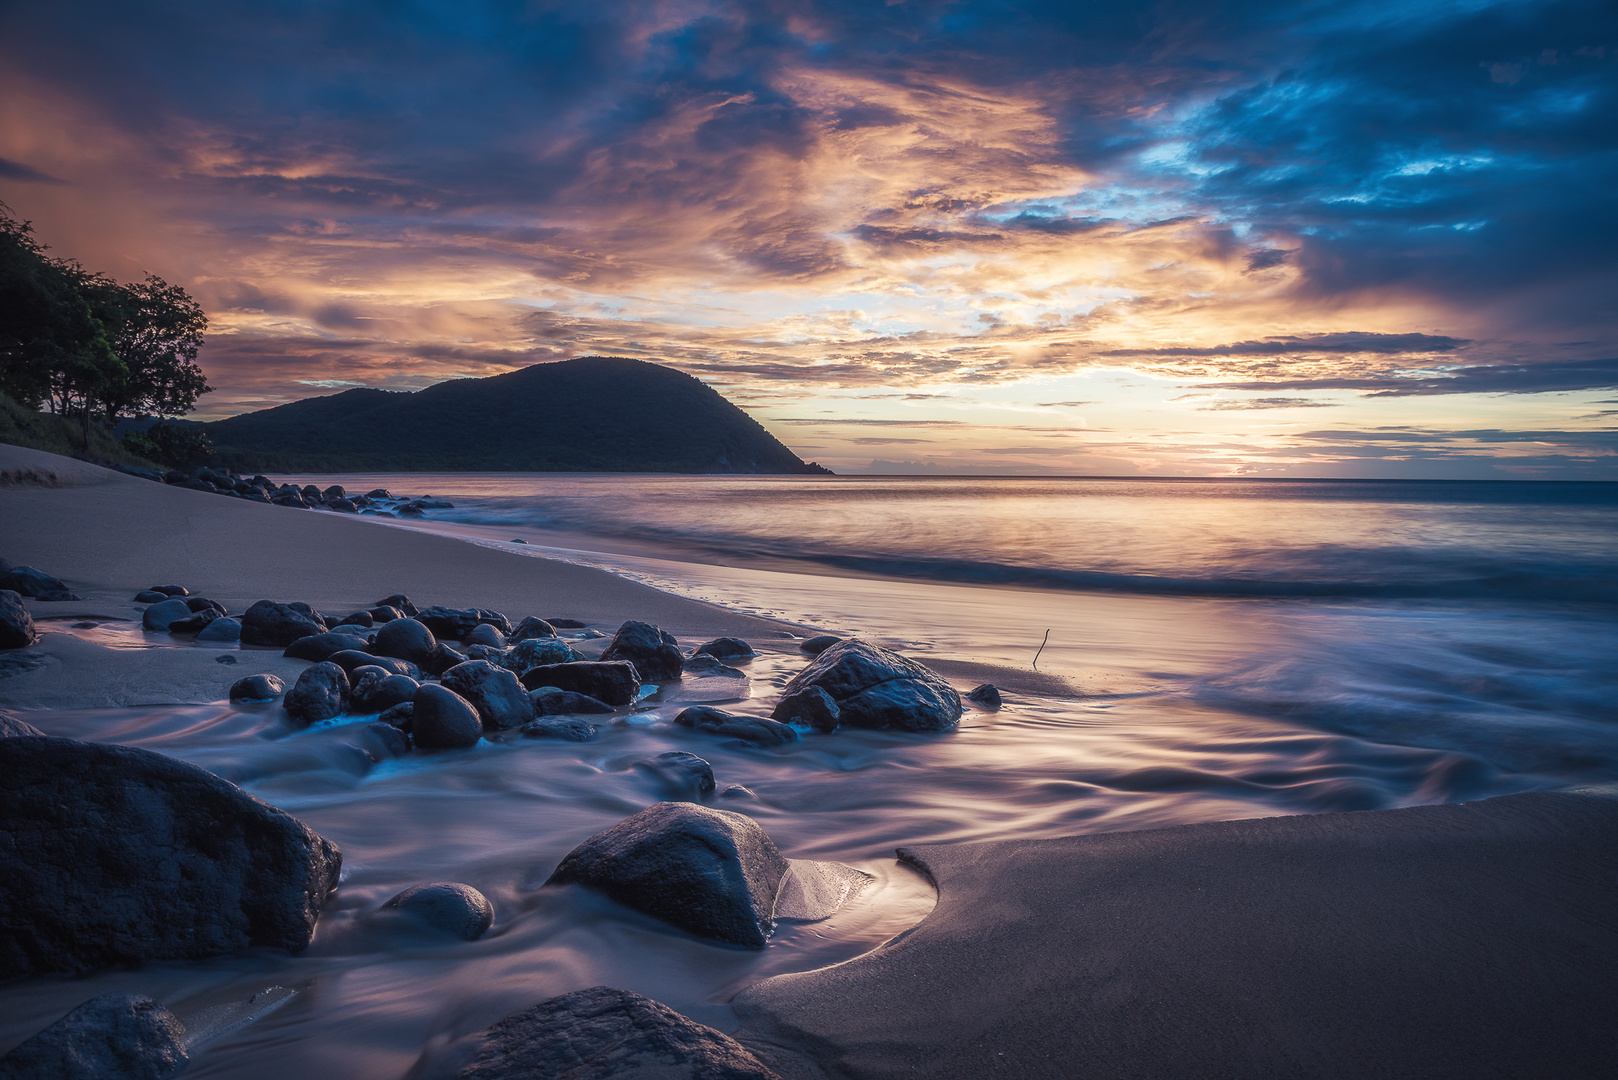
[2,0,1614,477]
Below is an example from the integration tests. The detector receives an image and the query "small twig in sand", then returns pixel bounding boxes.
[1033,629,1051,669]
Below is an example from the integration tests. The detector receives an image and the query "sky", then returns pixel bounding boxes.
[2,0,1615,478]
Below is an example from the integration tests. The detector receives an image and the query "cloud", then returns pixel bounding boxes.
[0,156,64,184]
[1196,397,1341,410]
[1103,333,1467,358]
[1198,356,1618,397]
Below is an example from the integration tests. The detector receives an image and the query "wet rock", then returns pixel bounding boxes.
[184,596,226,615]
[0,736,342,978]
[442,660,533,730]
[283,631,369,662]
[411,685,483,750]
[367,605,403,623]
[682,653,745,678]
[772,685,840,733]
[510,538,528,544]
[423,642,468,677]
[772,639,962,733]
[967,683,1003,709]
[0,710,44,737]
[326,498,358,513]
[229,673,285,702]
[383,882,493,940]
[336,610,375,628]
[799,635,841,655]
[134,589,168,603]
[441,985,780,1080]
[601,620,685,682]
[464,622,507,648]
[140,597,193,631]
[0,565,81,601]
[674,706,798,747]
[521,716,599,741]
[363,721,410,757]
[329,650,417,679]
[465,643,509,666]
[0,590,37,649]
[547,618,587,629]
[241,600,325,647]
[379,701,415,730]
[547,801,788,947]
[640,751,716,800]
[529,687,616,716]
[366,487,392,499]
[0,994,187,1080]
[520,660,641,706]
[195,616,242,643]
[507,616,557,642]
[375,593,419,617]
[502,636,579,674]
[321,484,345,500]
[694,637,754,659]
[152,584,189,597]
[215,654,238,665]
[374,617,436,666]
[580,628,606,639]
[417,606,511,640]
[166,609,217,634]
[351,669,419,714]
[283,662,350,726]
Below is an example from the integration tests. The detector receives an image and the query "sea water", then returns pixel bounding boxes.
[4,475,1616,1076]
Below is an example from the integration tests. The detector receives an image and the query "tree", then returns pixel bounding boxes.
[95,273,210,422]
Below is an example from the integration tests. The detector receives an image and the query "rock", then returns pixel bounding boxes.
[367,605,404,623]
[283,662,350,725]
[195,616,242,642]
[0,565,80,601]
[229,674,285,702]
[547,618,587,629]
[682,653,745,677]
[375,593,419,617]
[169,610,222,632]
[283,632,370,662]
[674,706,798,747]
[502,636,580,674]
[382,882,493,940]
[329,649,417,678]
[363,721,410,757]
[140,597,193,631]
[440,985,780,1080]
[547,802,788,947]
[694,637,754,659]
[134,589,168,603]
[423,642,468,677]
[640,751,716,800]
[442,660,533,730]
[411,685,483,749]
[215,654,238,665]
[373,617,437,666]
[772,685,840,733]
[184,596,226,615]
[529,687,616,716]
[465,643,510,665]
[152,585,189,597]
[321,484,345,500]
[800,635,841,655]
[510,538,528,544]
[520,661,641,706]
[0,736,342,978]
[0,994,187,1080]
[464,622,507,648]
[507,616,556,642]
[0,590,37,649]
[379,701,415,729]
[366,487,392,499]
[351,670,419,714]
[241,600,325,647]
[772,639,962,733]
[336,610,375,628]
[326,498,358,513]
[967,683,1003,709]
[520,716,599,741]
[600,619,684,682]
[0,712,46,737]
[417,606,511,639]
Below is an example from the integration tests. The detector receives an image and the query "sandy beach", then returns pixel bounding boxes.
[3,443,1616,1079]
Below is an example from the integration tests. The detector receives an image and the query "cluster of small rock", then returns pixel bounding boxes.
[117,463,454,518]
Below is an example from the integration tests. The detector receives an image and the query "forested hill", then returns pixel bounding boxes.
[206,357,832,474]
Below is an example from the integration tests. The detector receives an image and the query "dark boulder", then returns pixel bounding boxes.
[411,685,483,750]
[967,683,1003,709]
[329,650,417,679]
[326,498,358,513]
[0,589,37,649]
[694,637,754,659]
[379,701,415,729]
[600,620,684,682]
[283,662,350,726]
[440,985,780,1080]
[521,716,599,741]
[464,622,507,648]
[284,632,371,662]
[772,685,840,733]
[771,639,961,733]
[640,752,716,801]
[321,484,345,500]
[133,589,168,603]
[165,609,218,635]
[0,994,187,1080]
[336,610,375,628]
[195,616,242,643]
[502,636,579,673]
[376,593,419,617]
[417,605,511,639]
[140,597,193,631]
[674,706,798,747]
[442,660,532,730]
[423,642,468,677]
[184,596,226,615]
[520,660,641,706]
[0,711,46,737]
[367,605,404,622]
[465,643,510,665]
[382,882,493,940]
[365,488,392,499]
[507,616,557,642]
[530,687,616,716]
[241,600,325,647]
[229,674,285,702]
[547,618,587,629]
[799,635,841,655]
[683,653,745,678]
[153,584,189,597]
[351,669,419,714]
[374,616,436,666]
[546,802,788,948]
[363,721,410,757]
[0,736,342,978]
[0,565,80,601]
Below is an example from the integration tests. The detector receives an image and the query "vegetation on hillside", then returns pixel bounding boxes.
[0,390,159,467]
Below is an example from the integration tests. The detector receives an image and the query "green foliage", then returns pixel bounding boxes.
[122,422,215,469]
[0,391,161,467]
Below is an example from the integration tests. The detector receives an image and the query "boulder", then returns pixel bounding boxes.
[772,685,840,733]
[0,736,342,978]
[465,643,509,665]
[682,653,745,678]
[771,639,961,733]
[366,488,392,499]
[379,701,415,729]
[0,589,37,649]
[600,620,684,681]
[363,721,410,757]
[229,674,285,702]
[283,662,350,726]
[283,632,370,662]
[133,589,168,603]
[0,994,187,1080]
[520,716,599,741]
[375,593,419,617]
[641,751,717,800]
[373,617,436,666]
[321,484,345,500]
[694,636,754,659]
[674,706,798,747]
[0,565,80,601]
[184,596,226,615]
[547,802,788,947]
[520,661,641,706]
[140,597,193,632]
[442,660,532,730]
[382,882,493,940]
[195,616,242,643]
[464,622,507,648]
[417,606,511,640]
[336,610,375,628]
[502,636,580,673]
[967,683,1003,709]
[328,650,418,679]
[440,985,780,1080]
[152,584,189,597]
[241,600,325,647]
[507,616,557,642]
[411,685,483,750]
[0,711,46,737]
[351,669,419,714]
[529,687,616,716]
[367,605,404,623]
[424,642,468,677]
[547,618,587,629]
[799,635,841,655]
[326,498,358,513]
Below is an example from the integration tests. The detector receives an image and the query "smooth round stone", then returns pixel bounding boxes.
[383,882,493,940]
[133,590,168,604]
[410,685,482,750]
[195,616,242,643]
[799,635,841,655]
[373,617,436,666]
[141,598,193,632]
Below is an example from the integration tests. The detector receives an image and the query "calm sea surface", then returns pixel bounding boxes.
[7,475,1616,1076]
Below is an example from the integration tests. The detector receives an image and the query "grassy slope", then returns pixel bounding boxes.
[0,393,160,469]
